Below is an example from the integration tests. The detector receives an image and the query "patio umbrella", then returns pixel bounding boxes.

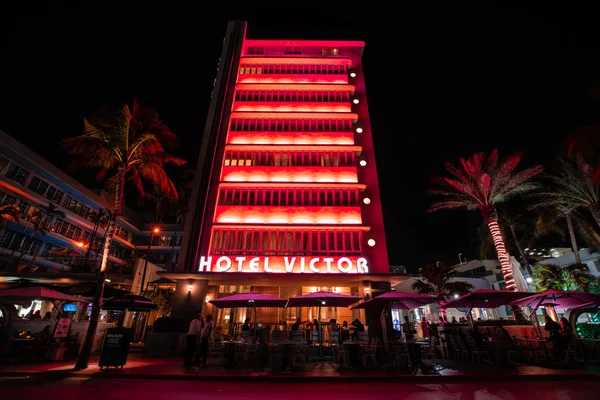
[441,290,531,309]
[287,291,361,356]
[509,289,600,336]
[210,292,287,341]
[102,294,157,311]
[0,286,86,303]
[350,291,440,310]
[509,289,600,310]
[440,290,531,326]
[55,282,131,298]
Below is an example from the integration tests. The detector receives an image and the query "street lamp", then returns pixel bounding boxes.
[140,226,160,293]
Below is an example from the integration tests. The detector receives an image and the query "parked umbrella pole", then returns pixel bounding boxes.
[318,306,322,358]
[528,297,546,338]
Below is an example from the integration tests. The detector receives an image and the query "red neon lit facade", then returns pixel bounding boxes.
[180,26,388,275]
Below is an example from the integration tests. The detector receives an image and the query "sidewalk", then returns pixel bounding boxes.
[1,354,599,382]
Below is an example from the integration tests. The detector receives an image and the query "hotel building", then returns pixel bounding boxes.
[167,21,405,331]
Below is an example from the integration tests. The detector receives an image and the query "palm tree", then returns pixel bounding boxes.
[429,150,543,290]
[23,203,66,265]
[533,263,598,292]
[498,207,535,276]
[63,99,186,369]
[533,205,582,265]
[0,204,19,227]
[412,262,474,318]
[537,157,600,228]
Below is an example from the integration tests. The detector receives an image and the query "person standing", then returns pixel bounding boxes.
[184,312,203,368]
[199,315,213,368]
[421,316,430,339]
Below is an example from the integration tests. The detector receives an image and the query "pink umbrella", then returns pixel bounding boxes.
[350,291,440,310]
[441,290,531,309]
[0,286,85,303]
[286,291,361,308]
[210,292,287,308]
[509,289,600,310]
[210,292,287,341]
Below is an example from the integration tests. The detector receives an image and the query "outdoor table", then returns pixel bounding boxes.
[342,341,362,366]
[269,341,296,370]
[220,340,246,366]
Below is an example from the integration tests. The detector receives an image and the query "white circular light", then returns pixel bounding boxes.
[454,294,459,299]
[350,72,357,78]
[526,277,533,283]
[356,127,363,134]
[363,197,371,205]
[367,239,376,247]
[353,99,359,104]
[359,160,367,167]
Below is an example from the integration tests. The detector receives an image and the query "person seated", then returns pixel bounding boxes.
[242,317,252,332]
[329,318,340,331]
[350,319,365,340]
[340,320,350,341]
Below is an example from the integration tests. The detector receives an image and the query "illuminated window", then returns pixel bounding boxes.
[322,48,338,56]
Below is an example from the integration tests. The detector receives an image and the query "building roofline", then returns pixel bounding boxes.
[243,39,365,48]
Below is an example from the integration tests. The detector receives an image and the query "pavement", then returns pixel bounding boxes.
[1,376,598,400]
[1,354,599,382]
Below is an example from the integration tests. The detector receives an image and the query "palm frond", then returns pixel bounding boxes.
[444,281,475,296]
[411,279,435,295]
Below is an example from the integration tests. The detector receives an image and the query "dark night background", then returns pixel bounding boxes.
[1,2,599,272]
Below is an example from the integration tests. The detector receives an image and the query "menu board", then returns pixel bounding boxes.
[53,318,71,338]
[98,328,132,369]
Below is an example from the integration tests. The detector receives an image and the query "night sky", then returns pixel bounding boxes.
[1,3,599,272]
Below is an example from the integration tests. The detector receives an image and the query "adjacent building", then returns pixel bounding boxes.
[168,21,403,330]
[0,129,183,291]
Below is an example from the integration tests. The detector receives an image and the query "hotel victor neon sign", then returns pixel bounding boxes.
[198,256,369,274]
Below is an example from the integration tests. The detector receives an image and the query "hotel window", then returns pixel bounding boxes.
[0,191,17,205]
[283,46,302,55]
[0,156,9,174]
[27,176,63,203]
[322,48,338,56]
[0,230,25,251]
[4,162,30,186]
[246,46,264,55]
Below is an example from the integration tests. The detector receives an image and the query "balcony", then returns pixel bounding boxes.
[214,205,362,225]
[238,73,348,85]
[221,166,358,183]
[227,130,355,146]
[233,101,351,113]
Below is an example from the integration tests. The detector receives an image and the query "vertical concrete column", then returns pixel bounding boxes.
[171,279,209,326]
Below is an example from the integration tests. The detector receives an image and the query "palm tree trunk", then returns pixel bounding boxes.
[508,223,532,276]
[76,167,125,369]
[589,204,600,230]
[565,211,582,265]
[169,230,176,271]
[483,210,516,291]
[7,220,32,264]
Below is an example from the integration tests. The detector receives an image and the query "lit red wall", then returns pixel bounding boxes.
[199,36,389,274]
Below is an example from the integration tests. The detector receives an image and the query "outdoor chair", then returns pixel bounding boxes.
[360,339,378,368]
[291,343,307,368]
[453,335,470,361]
[356,331,368,343]
[271,331,284,343]
[311,330,321,346]
[421,336,438,364]
[207,339,226,368]
[329,330,340,345]
[290,331,304,343]
[332,343,349,367]
[234,342,259,365]
[267,344,284,368]
[392,342,410,369]
[240,331,251,342]
[466,336,490,364]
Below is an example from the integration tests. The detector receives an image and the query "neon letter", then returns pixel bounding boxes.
[323,257,334,273]
[357,257,369,273]
[309,258,320,273]
[198,256,212,272]
[264,257,273,272]
[249,257,260,272]
[235,257,246,272]
[337,257,353,273]
[215,256,231,272]
[284,257,296,273]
